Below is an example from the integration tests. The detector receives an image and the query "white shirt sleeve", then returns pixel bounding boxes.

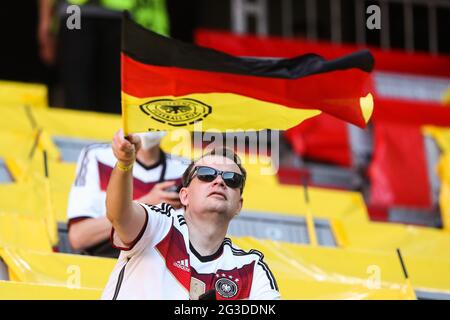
[111,202,174,257]
[249,259,281,300]
[67,146,106,220]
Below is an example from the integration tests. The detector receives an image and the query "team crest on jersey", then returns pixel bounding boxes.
[215,275,239,298]
[139,98,212,127]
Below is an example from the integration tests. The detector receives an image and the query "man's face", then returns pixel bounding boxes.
[180,155,243,219]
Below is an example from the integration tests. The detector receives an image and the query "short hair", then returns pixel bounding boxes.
[182,147,246,194]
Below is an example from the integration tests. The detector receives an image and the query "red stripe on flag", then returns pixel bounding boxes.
[368,122,430,208]
[285,114,351,167]
[122,54,373,128]
[369,99,450,209]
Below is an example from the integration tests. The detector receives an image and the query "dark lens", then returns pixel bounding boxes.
[196,167,217,182]
[222,172,243,189]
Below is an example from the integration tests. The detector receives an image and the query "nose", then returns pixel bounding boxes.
[212,174,226,188]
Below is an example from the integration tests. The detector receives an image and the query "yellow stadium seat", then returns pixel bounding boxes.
[342,221,450,261]
[437,156,450,230]
[0,178,58,246]
[32,107,121,141]
[49,162,77,223]
[0,179,47,215]
[0,280,101,300]
[0,131,36,165]
[2,150,77,224]
[0,80,48,108]
[423,126,450,230]
[242,159,368,224]
[230,237,417,299]
[15,156,77,223]
[0,247,115,290]
[0,104,37,136]
[443,86,450,105]
[0,213,52,252]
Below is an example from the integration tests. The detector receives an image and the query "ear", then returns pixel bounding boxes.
[179,187,189,207]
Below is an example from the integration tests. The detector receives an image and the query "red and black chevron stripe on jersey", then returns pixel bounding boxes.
[155,223,191,291]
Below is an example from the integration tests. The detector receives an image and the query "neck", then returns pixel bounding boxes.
[185,209,229,257]
[136,146,161,167]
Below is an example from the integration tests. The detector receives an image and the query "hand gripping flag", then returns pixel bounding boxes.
[121,14,374,134]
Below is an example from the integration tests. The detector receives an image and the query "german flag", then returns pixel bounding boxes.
[121,14,374,134]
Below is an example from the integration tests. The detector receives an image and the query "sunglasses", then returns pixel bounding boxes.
[187,166,245,190]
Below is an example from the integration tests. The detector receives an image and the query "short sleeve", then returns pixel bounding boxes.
[110,202,174,257]
[249,259,281,300]
[67,146,105,220]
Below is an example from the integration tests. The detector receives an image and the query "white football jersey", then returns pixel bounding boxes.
[67,144,189,223]
[101,203,281,300]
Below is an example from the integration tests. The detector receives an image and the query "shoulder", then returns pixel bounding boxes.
[74,143,111,186]
[79,143,111,160]
[82,142,110,152]
[140,202,175,218]
[223,238,279,291]
[223,238,265,261]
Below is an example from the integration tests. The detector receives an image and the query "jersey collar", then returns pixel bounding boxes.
[189,240,224,263]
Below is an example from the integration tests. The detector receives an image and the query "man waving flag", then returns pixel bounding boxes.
[121,13,374,134]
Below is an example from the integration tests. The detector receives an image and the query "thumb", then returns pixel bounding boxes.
[127,134,142,152]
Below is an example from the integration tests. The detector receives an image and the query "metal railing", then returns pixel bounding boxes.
[231,0,449,54]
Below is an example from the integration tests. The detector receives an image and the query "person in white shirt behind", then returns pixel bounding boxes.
[102,130,280,300]
[67,131,188,258]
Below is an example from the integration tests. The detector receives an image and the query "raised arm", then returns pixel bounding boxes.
[106,130,146,245]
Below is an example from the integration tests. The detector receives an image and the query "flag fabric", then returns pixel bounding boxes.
[121,14,374,134]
